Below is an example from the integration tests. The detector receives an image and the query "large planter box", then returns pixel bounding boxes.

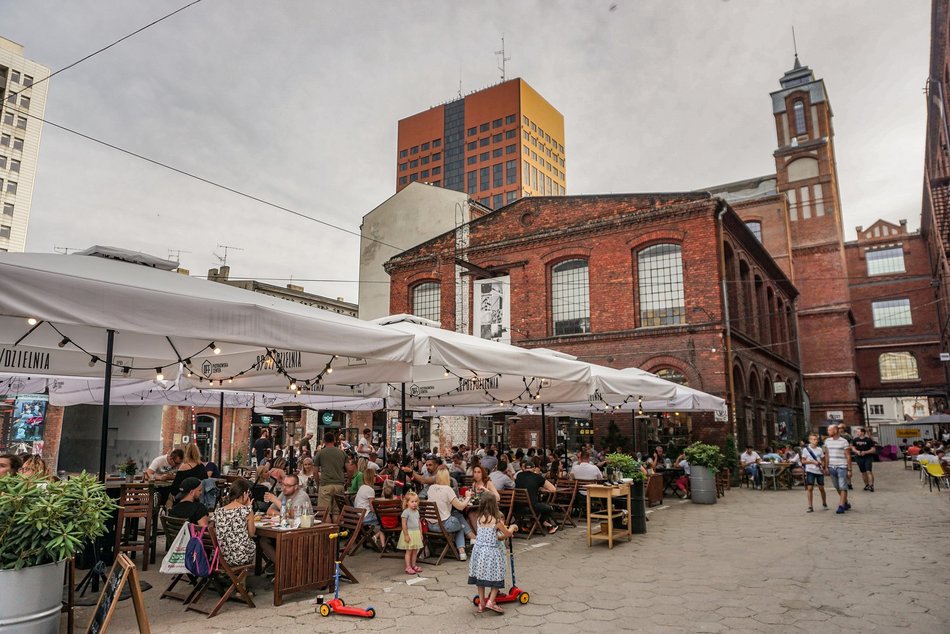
[0,559,66,633]
[689,466,718,504]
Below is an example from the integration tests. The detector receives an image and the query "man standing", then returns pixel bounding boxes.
[314,432,347,514]
[357,428,374,459]
[823,424,852,514]
[851,427,877,492]
[254,429,273,466]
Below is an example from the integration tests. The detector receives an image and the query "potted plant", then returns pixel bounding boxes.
[605,453,648,534]
[683,441,724,504]
[120,458,137,482]
[0,473,116,631]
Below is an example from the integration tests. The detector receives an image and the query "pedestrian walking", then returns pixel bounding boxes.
[823,424,852,514]
[851,427,878,492]
[801,433,827,512]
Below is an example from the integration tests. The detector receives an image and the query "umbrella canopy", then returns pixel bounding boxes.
[891,413,950,425]
[0,251,415,381]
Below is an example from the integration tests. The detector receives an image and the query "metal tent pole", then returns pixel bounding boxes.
[97,329,115,481]
[217,391,224,468]
[540,403,547,457]
[400,383,407,457]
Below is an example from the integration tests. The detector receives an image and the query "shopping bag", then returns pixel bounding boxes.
[160,521,192,574]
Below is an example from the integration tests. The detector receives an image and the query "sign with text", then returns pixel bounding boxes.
[895,428,921,438]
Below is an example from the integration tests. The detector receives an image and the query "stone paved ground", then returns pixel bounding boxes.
[69,461,950,633]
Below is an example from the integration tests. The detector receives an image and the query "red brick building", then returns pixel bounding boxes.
[386,193,804,450]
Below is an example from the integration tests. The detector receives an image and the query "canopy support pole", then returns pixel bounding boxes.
[632,410,637,456]
[400,383,407,457]
[217,391,224,468]
[540,403,547,457]
[98,329,115,481]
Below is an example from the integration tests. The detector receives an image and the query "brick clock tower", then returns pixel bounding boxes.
[770,57,860,427]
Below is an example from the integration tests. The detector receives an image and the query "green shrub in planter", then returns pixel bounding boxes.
[0,472,116,570]
[683,442,724,474]
[605,453,646,483]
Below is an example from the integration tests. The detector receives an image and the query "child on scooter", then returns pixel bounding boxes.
[468,494,517,614]
[397,492,423,574]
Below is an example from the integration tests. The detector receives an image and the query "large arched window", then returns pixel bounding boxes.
[551,259,590,335]
[655,368,688,387]
[879,352,919,382]
[411,281,440,322]
[638,244,685,327]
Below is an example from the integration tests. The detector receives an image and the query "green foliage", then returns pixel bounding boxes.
[0,473,116,570]
[234,449,244,466]
[684,441,724,473]
[120,459,137,477]
[723,435,739,472]
[605,452,646,483]
[601,421,629,453]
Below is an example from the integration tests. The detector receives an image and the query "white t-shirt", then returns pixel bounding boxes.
[571,462,603,480]
[740,451,761,467]
[425,484,458,522]
[824,437,850,467]
[357,436,372,456]
[148,455,175,475]
[353,483,375,513]
[801,445,824,474]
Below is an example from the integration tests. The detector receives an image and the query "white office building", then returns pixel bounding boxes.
[0,36,49,253]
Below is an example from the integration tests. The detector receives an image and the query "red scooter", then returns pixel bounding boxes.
[473,538,529,607]
[318,531,376,619]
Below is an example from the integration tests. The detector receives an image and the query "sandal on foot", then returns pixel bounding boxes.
[405,567,416,575]
[412,565,423,573]
[486,601,505,614]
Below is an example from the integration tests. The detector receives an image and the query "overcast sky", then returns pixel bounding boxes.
[1,0,931,303]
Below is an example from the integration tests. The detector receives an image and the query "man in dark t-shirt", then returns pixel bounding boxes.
[514,456,558,534]
[254,430,273,465]
[169,477,209,526]
[851,428,878,492]
[315,432,347,515]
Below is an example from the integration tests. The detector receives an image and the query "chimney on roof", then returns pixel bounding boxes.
[218,265,230,280]
[287,284,304,292]
[207,267,218,280]
[899,219,908,232]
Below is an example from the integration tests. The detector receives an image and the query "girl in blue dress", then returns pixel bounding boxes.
[467,494,518,613]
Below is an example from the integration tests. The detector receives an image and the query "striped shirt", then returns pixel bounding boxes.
[824,437,850,467]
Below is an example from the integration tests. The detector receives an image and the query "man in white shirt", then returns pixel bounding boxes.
[570,451,604,480]
[823,424,852,514]
[357,428,374,458]
[145,448,184,481]
[740,446,762,489]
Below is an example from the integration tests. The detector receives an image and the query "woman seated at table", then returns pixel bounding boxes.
[251,465,282,513]
[297,457,316,491]
[466,464,500,530]
[426,466,476,560]
[170,444,208,500]
[213,478,274,567]
[783,445,804,483]
[546,458,565,484]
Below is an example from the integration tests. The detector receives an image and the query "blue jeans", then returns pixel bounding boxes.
[828,466,849,491]
[430,511,467,550]
[744,465,761,486]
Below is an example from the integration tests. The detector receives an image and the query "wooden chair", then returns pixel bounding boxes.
[115,483,153,571]
[184,523,255,618]
[332,492,352,518]
[372,499,405,558]
[510,489,543,540]
[550,480,578,528]
[496,489,515,524]
[336,506,367,583]
[418,501,459,565]
[159,515,193,603]
[313,506,331,523]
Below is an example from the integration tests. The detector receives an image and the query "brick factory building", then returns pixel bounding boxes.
[386,192,804,450]
[396,78,566,209]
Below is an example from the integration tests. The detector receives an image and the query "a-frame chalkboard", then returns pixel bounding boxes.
[85,554,150,634]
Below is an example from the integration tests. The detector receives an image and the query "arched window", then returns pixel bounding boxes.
[412,281,440,322]
[551,259,590,335]
[638,244,685,327]
[879,352,919,382]
[793,99,806,135]
[655,368,688,387]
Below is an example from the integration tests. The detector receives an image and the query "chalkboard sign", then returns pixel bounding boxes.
[86,554,150,634]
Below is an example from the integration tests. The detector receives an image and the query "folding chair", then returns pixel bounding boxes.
[372,499,405,558]
[549,480,578,528]
[510,489,543,540]
[184,524,255,618]
[417,501,460,565]
[159,515,193,603]
[336,506,367,583]
[313,506,331,523]
[332,492,352,519]
[496,489,515,524]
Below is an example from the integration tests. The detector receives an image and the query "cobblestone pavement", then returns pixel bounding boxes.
[70,461,950,633]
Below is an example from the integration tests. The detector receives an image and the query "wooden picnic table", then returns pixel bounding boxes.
[254,521,336,606]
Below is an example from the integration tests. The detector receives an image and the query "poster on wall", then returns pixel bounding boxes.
[472,276,510,344]
[6,394,48,455]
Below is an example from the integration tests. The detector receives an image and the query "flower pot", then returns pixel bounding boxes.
[0,559,66,633]
[125,474,134,483]
[689,466,718,504]
[222,465,231,476]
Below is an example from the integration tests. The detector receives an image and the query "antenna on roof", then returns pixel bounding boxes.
[458,64,463,99]
[53,246,80,254]
[213,244,243,267]
[792,26,799,62]
[167,248,190,262]
[495,35,511,82]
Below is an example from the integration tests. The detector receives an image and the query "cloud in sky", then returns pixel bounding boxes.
[0,0,930,302]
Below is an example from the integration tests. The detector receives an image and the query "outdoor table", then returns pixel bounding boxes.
[586,483,632,549]
[658,468,685,496]
[254,521,336,606]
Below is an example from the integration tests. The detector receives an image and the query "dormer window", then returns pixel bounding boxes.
[793,100,806,135]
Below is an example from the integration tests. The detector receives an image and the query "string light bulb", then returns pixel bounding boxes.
[88,356,99,367]
[211,343,221,355]
[26,317,37,326]
[325,366,333,374]
[289,382,297,391]
[155,368,164,381]
[57,337,69,348]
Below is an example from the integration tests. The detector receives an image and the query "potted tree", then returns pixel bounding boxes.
[0,473,116,631]
[605,452,648,533]
[684,441,724,504]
